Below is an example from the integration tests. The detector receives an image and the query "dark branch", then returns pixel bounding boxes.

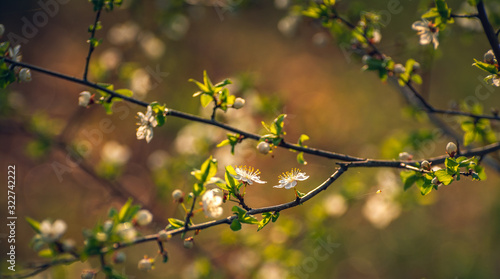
[83,8,102,81]
[477,1,500,63]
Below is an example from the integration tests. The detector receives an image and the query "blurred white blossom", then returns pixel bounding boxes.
[101,141,131,165]
[202,188,223,218]
[99,48,122,70]
[323,194,348,217]
[40,219,67,242]
[139,32,166,59]
[108,21,139,45]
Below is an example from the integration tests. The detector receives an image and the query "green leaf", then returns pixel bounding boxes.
[200,94,213,107]
[435,169,454,185]
[230,219,241,231]
[118,198,133,222]
[400,171,420,191]
[297,152,307,165]
[38,248,55,258]
[217,139,230,148]
[115,88,133,98]
[25,217,41,233]
[298,134,309,146]
[416,178,433,195]
[167,218,185,229]
[473,59,499,75]
[193,182,205,197]
[445,157,459,173]
[258,212,273,231]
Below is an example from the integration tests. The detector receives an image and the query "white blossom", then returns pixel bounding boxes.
[273,169,309,190]
[138,257,154,271]
[18,68,31,82]
[79,91,92,107]
[101,141,131,165]
[201,189,224,218]
[231,166,267,185]
[412,19,439,49]
[40,219,67,242]
[0,24,4,37]
[8,45,22,62]
[116,222,137,242]
[135,209,153,226]
[136,106,158,143]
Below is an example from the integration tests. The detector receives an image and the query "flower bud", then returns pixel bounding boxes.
[138,257,154,271]
[172,189,184,202]
[113,251,126,264]
[79,91,92,107]
[393,64,405,74]
[158,230,170,242]
[233,97,245,109]
[421,160,431,171]
[135,209,153,226]
[81,270,97,279]
[19,68,31,82]
[431,177,440,186]
[398,152,413,161]
[0,24,5,37]
[257,141,271,155]
[446,142,457,157]
[183,237,194,249]
[484,50,496,64]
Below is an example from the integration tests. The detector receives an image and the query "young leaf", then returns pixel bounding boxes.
[434,169,454,185]
[400,171,420,191]
[167,218,185,229]
[26,217,41,233]
[230,219,241,231]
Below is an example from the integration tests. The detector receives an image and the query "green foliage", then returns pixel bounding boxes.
[217,134,241,154]
[191,156,218,197]
[95,84,134,114]
[397,59,423,86]
[167,218,185,229]
[261,114,287,146]
[216,166,243,200]
[88,21,102,32]
[0,42,16,88]
[150,101,167,127]
[81,199,142,260]
[460,105,497,146]
[89,0,123,11]
[362,56,394,82]
[422,0,454,29]
[190,70,234,112]
[295,134,310,165]
[258,212,280,232]
[472,59,498,75]
[400,156,483,195]
[26,217,41,233]
[231,206,259,228]
[301,0,336,24]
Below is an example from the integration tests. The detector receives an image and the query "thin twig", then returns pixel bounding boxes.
[83,8,102,81]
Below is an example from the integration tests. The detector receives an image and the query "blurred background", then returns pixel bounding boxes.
[1,0,500,278]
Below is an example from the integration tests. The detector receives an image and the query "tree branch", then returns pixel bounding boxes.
[83,8,102,81]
